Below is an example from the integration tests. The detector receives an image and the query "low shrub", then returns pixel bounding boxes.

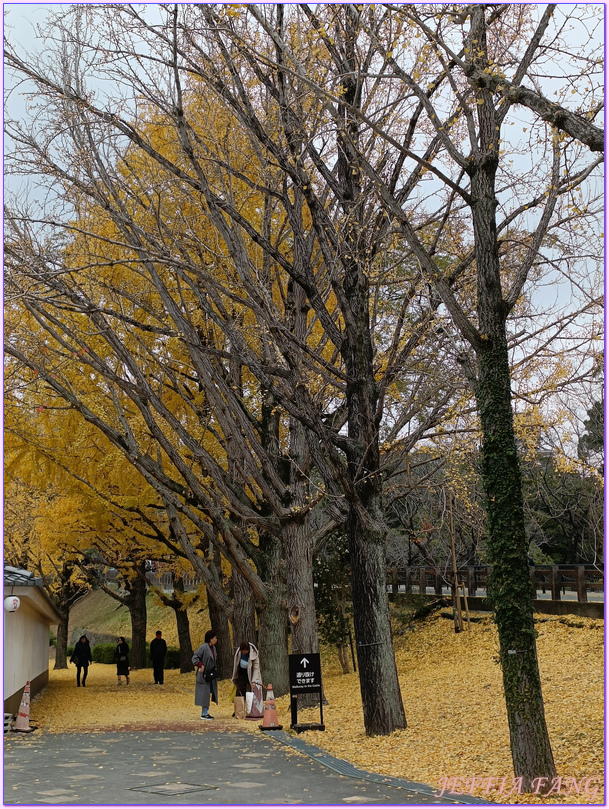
[164,647,182,669]
[89,642,182,668]
[91,643,117,664]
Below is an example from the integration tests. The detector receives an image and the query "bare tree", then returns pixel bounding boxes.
[293,3,600,783]
[4,4,463,731]
[4,5,600,748]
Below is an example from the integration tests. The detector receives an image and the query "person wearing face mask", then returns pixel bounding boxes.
[231,641,263,719]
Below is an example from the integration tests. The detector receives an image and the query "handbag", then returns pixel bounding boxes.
[249,683,264,719]
[119,656,127,663]
[234,696,246,719]
[204,668,217,682]
[245,691,254,715]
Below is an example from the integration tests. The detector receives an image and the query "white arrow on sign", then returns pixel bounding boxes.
[300,657,309,667]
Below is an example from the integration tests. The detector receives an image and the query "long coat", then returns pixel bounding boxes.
[70,641,92,667]
[115,642,130,676]
[231,643,261,688]
[232,642,263,718]
[150,637,167,662]
[192,643,218,709]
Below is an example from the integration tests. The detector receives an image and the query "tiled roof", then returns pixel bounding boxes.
[4,565,43,587]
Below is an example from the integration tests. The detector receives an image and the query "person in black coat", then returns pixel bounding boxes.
[150,630,167,685]
[115,637,130,685]
[70,635,93,687]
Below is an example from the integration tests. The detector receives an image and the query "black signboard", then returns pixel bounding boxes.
[288,653,325,732]
[289,653,322,693]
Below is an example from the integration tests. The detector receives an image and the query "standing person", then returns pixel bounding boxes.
[70,635,93,687]
[115,636,130,685]
[231,641,263,719]
[150,630,167,685]
[192,630,218,720]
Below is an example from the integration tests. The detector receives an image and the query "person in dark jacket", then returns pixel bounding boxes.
[70,635,93,687]
[150,630,167,685]
[115,637,130,685]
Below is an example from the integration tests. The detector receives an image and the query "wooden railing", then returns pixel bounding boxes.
[145,570,203,591]
[105,568,204,592]
[107,563,604,603]
[386,565,604,603]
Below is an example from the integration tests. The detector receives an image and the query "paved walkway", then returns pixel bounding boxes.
[4,728,490,805]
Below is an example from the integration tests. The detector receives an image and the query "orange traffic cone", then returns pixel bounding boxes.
[12,681,35,733]
[259,683,283,731]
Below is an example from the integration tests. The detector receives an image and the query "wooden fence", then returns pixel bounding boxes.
[108,563,603,603]
[386,565,604,603]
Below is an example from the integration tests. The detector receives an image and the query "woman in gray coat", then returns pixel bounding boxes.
[192,629,218,720]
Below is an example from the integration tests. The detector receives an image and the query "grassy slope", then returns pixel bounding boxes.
[67,587,212,647]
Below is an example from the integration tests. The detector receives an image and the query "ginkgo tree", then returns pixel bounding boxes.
[4,14,463,713]
[3,472,90,670]
[4,150,324,691]
[4,3,601,754]
[5,364,225,670]
[246,2,601,781]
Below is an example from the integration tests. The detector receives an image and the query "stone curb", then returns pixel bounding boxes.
[272,731,493,805]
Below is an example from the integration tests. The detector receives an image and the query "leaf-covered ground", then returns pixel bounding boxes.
[289,614,604,805]
[34,612,603,804]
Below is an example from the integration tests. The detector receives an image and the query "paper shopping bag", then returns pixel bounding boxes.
[234,696,246,719]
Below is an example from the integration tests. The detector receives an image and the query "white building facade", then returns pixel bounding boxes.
[4,566,61,714]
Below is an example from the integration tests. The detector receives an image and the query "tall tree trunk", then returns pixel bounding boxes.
[348,506,406,734]
[226,348,258,651]
[476,342,556,786]
[232,567,257,647]
[285,519,319,709]
[341,258,406,734]
[257,530,289,695]
[256,351,289,695]
[325,11,406,735]
[285,282,320,661]
[172,575,194,673]
[257,592,289,696]
[124,565,147,669]
[285,520,318,656]
[468,9,556,781]
[174,605,194,674]
[54,608,69,670]
[337,643,351,675]
[207,586,233,679]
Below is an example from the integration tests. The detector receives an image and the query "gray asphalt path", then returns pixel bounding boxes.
[4,729,490,805]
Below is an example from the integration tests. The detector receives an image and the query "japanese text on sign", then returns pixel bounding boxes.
[289,653,322,694]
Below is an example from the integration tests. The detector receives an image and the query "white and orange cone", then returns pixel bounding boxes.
[12,681,34,733]
[259,683,283,731]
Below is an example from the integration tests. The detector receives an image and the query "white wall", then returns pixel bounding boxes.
[3,587,60,707]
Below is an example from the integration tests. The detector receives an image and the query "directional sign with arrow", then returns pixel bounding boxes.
[288,652,325,732]
[288,652,322,694]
